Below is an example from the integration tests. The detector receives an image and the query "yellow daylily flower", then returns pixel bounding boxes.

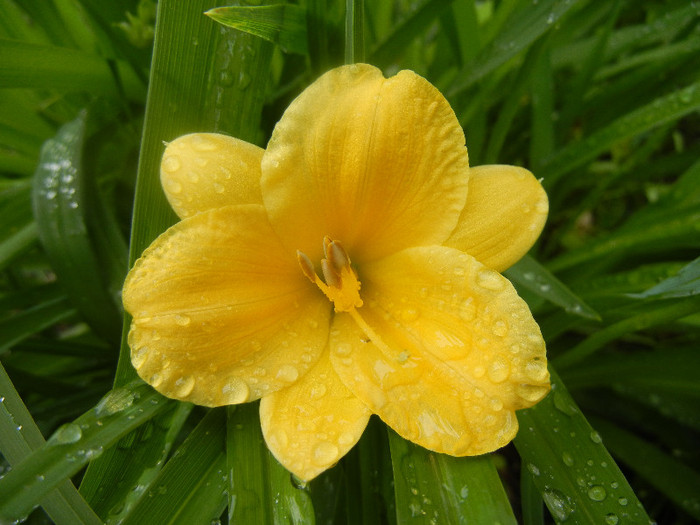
[123,64,550,481]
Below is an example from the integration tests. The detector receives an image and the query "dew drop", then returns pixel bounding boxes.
[222,378,250,404]
[489,397,504,411]
[162,155,181,173]
[186,171,200,183]
[605,513,619,525]
[335,344,352,356]
[517,383,548,402]
[95,387,136,417]
[492,320,508,337]
[588,485,607,502]
[561,452,575,466]
[590,431,603,444]
[459,297,476,320]
[487,357,510,383]
[213,182,225,194]
[131,347,148,369]
[174,314,191,326]
[174,376,195,397]
[276,365,299,383]
[542,488,573,521]
[476,269,505,291]
[553,391,578,416]
[338,432,355,445]
[310,384,327,399]
[536,198,548,213]
[313,442,339,466]
[191,136,218,151]
[52,423,82,444]
[525,359,548,381]
[473,365,486,378]
[618,497,628,506]
[166,180,183,194]
[399,308,419,323]
[527,463,540,476]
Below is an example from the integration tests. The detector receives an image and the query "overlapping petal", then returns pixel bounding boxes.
[445,165,548,272]
[261,64,470,263]
[161,133,264,218]
[260,351,371,481]
[123,205,331,406]
[329,246,549,455]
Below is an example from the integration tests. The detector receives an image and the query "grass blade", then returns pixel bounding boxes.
[122,409,228,525]
[591,416,700,521]
[0,381,169,522]
[32,111,122,343]
[514,369,650,524]
[506,255,599,320]
[205,4,308,55]
[0,362,103,525]
[388,431,517,524]
[227,403,315,524]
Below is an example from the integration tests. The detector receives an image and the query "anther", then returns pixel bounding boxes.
[297,251,317,283]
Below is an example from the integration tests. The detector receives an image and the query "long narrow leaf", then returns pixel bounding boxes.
[0,381,170,522]
[388,431,517,524]
[514,369,650,524]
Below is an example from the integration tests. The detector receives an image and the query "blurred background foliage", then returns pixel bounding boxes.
[0,0,699,524]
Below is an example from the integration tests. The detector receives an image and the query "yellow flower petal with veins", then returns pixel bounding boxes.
[123,205,330,406]
[261,64,469,263]
[260,351,371,481]
[445,165,548,272]
[330,246,548,455]
[124,63,551,481]
[161,133,263,218]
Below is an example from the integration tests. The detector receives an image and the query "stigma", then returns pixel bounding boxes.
[297,237,363,312]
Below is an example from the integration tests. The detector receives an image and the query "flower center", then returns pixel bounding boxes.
[297,237,363,313]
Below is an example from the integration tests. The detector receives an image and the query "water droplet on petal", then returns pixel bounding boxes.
[166,180,183,194]
[460,298,476,320]
[399,308,419,323]
[313,442,339,466]
[222,378,250,404]
[213,182,225,194]
[487,357,510,383]
[476,269,505,291]
[186,171,200,183]
[310,384,327,399]
[276,365,299,383]
[335,344,352,356]
[525,359,548,381]
[162,155,181,173]
[174,376,195,397]
[191,136,218,151]
[492,320,508,337]
[174,314,191,326]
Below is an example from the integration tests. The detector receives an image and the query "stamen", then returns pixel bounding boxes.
[297,251,318,283]
[321,259,341,288]
[297,238,363,313]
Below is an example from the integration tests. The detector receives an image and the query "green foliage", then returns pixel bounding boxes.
[1,0,699,523]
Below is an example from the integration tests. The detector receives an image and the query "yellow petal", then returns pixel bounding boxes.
[330,246,549,456]
[161,133,263,218]
[261,64,469,263]
[444,165,548,272]
[260,351,371,481]
[123,204,330,406]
